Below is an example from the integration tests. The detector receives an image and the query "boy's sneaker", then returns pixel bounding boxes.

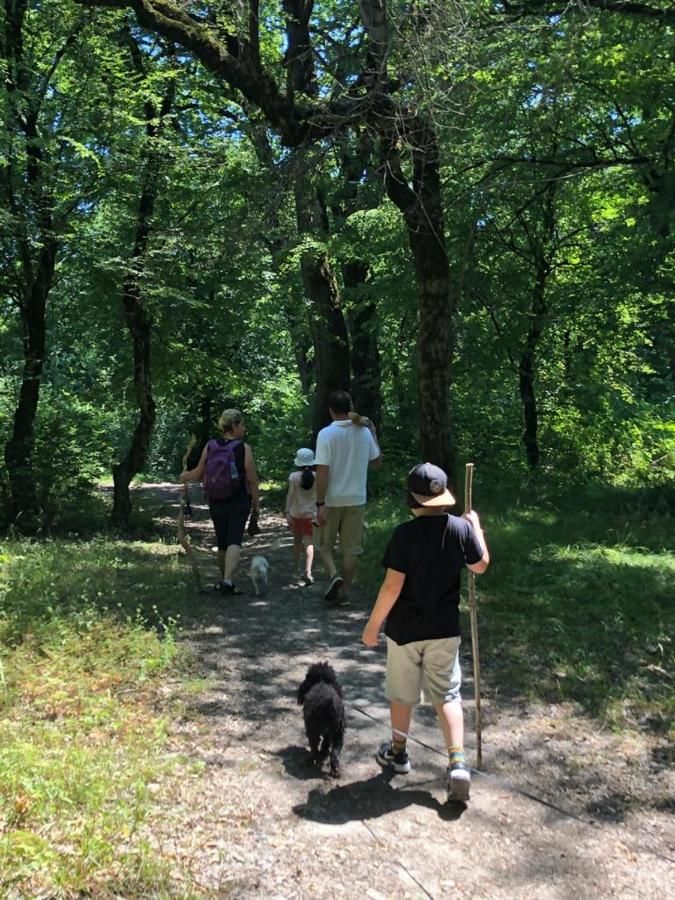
[447,761,471,802]
[376,740,411,774]
[324,575,344,604]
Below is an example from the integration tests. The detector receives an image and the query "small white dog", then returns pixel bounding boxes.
[250,555,270,596]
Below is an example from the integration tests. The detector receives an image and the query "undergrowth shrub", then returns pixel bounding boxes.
[0,385,123,532]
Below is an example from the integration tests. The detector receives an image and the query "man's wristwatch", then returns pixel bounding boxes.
[316,501,325,507]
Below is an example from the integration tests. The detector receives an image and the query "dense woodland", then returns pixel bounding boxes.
[1,3,674,892]
[1,0,673,530]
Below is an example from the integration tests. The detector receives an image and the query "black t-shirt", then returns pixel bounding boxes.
[382,514,484,645]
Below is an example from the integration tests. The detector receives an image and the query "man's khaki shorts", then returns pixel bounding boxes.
[385,636,462,705]
[313,504,366,558]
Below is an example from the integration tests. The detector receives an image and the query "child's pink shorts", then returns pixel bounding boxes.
[290,516,313,538]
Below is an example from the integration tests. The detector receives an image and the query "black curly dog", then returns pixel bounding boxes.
[297,661,345,778]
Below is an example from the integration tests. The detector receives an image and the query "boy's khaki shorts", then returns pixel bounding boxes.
[385,636,462,705]
[313,504,365,558]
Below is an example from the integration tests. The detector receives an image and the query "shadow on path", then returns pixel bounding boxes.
[137,483,675,897]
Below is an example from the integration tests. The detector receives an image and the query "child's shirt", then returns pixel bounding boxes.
[286,470,317,519]
[382,514,483,644]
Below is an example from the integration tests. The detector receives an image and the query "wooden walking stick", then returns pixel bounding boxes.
[178,435,204,592]
[465,462,483,769]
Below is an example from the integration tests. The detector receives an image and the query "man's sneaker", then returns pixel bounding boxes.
[376,740,411,774]
[324,575,344,604]
[447,761,471,802]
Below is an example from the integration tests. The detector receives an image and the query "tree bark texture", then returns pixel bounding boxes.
[292,174,350,440]
[282,0,316,97]
[2,3,59,529]
[111,58,174,527]
[382,122,457,482]
[344,260,382,431]
[4,242,56,528]
[284,1,351,437]
[360,0,456,480]
[76,0,458,474]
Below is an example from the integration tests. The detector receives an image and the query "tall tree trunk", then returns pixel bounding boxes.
[358,0,456,479]
[4,240,56,529]
[284,292,314,395]
[293,176,350,437]
[111,248,157,527]
[1,0,60,529]
[382,122,457,482]
[519,266,547,469]
[344,260,382,430]
[193,394,214,465]
[284,0,351,437]
[410,225,456,478]
[112,50,174,527]
[111,170,159,528]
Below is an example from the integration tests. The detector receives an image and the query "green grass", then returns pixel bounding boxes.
[1,476,673,893]
[359,480,675,738]
[0,537,196,897]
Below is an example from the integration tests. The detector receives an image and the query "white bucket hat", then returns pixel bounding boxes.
[294,447,315,467]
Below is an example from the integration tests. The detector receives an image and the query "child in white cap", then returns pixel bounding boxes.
[285,448,317,585]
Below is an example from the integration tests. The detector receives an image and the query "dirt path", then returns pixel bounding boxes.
[142,484,674,899]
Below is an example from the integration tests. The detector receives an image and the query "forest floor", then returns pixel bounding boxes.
[139,483,674,899]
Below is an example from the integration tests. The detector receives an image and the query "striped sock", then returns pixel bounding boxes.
[449,745,465,765]
[392,738,407,755]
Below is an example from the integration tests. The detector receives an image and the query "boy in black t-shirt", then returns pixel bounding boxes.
[362,462,489,802]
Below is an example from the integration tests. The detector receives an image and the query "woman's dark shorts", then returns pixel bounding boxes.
[209,497,251,550]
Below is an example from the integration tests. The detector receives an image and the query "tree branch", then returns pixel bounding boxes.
[489,153,653,170]
[502,0,675,26]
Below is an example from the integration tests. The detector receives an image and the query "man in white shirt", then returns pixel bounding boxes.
[314,390,382,603]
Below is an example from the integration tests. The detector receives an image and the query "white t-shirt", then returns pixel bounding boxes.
[286,470,317,519]
[314,419,380,507]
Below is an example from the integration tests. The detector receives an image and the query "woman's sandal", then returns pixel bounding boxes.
[217,581,243,596]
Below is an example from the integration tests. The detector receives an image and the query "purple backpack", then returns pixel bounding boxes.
[203,439,243,499]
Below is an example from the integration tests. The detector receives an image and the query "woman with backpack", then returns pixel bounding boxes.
[180,409,260,595]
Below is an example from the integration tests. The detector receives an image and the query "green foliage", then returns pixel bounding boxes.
[0,382,125,531]
[1,0,673,526]
[0,0,672,889]
[33,390,122,528]
[0,536,194,895]
[359,480,675,734]
[148,366,309,484]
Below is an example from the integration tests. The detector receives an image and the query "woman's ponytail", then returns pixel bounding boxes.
[300,468,315,490]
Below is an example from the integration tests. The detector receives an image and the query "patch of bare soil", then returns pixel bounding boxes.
[143,485,674,898]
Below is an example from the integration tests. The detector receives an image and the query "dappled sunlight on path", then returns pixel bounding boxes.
[138,483,674,898]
